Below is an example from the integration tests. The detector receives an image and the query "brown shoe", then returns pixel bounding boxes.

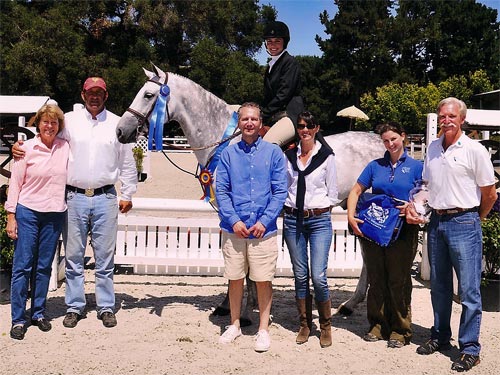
[416,339,451,355]
[31,318,52,332]
[63,312,81,328]
[10,324,25,340]
[363,332,381,342]
[387,339,405,348]
[295,296,313,344]
[451,354,480,372]
[99,312,117,328]
[316,299,332,348]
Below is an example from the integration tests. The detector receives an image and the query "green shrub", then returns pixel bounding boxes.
[482,212,500,279]
[0,205,14,269]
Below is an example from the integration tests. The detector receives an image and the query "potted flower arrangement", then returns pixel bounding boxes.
[132,146,147,182]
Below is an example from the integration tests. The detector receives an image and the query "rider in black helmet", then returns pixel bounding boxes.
[260,20,304,147]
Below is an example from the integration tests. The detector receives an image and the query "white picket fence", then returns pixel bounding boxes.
[114,198,364,277]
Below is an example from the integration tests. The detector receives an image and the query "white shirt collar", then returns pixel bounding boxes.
[268,50,286,72]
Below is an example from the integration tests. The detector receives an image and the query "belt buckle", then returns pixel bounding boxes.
[85,188,95,197]
[303,210,310,219]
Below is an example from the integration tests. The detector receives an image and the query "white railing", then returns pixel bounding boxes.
[162,137,192,153]
[114,199,364,277]
[158,136,428,159]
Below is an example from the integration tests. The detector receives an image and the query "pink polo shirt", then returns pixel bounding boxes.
[5,135,69,213]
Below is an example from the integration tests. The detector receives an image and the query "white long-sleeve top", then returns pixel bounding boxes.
[284,141,340,209]
[61,108,137,201]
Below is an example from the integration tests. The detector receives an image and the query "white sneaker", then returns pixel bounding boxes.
[254,329,271,352]
[219,324,242,344]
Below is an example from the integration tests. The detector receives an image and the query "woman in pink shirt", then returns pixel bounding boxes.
[5,104,69,340]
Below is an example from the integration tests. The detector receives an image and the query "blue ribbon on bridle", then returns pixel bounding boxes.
[148,84,170,151]
[199,111,239,202]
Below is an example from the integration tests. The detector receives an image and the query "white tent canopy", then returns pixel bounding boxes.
[465,109,500,128]
[0,95,51,114]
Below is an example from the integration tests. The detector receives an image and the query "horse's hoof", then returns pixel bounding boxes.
[337,305,354,316]
[211,306,230,316]
[240,317,252,327]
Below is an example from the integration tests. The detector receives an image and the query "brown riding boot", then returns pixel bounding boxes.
[316,299,332,348]
[295,296,313,344]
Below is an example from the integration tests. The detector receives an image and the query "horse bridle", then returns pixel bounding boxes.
[126,78,241,152]
[125,78,169,140]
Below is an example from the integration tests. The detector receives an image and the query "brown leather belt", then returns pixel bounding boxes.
[284,206,330,218]
[434,207,478,215]
[66,184,114,197]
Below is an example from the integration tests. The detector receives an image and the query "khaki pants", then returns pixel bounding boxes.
[263,117,296,147]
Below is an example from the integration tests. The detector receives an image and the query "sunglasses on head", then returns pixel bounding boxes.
[297,123,316,130]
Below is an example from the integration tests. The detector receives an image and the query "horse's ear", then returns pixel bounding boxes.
[151,63,167,84]
[143,67,156,80]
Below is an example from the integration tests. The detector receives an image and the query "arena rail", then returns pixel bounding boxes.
[113,198,364,277]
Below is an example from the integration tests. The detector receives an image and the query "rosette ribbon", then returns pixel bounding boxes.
[199,111,238,202]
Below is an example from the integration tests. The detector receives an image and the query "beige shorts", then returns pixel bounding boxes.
[263,117,295,147]
[221,232,278,282]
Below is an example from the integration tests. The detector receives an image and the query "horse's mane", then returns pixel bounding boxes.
[168,72,230,109]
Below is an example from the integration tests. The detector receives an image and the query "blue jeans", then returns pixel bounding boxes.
[427,211,483,355]
[11,204,64,325]
[64,188,118,315]
[283,212,332,301]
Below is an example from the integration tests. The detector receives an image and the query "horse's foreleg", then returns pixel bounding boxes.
[212,284,231,316]
[212,276,258,327]
[240,275,258,327]
[336,260,369,316]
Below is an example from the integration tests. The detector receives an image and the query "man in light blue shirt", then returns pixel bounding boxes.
[216,102,287,352]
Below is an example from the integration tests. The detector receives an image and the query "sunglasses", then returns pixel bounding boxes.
[297,123,317,130]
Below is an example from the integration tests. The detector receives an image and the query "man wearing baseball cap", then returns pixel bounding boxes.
[61,76,137,329]
[13,76,138,328]
[83,77,107,92]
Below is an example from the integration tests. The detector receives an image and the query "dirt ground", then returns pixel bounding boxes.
[1,152,499,375]
[1,272,499,375]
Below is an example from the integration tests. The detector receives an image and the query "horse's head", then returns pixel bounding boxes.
[116,64,167,144]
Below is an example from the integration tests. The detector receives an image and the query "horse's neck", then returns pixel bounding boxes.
[168,74,233,166]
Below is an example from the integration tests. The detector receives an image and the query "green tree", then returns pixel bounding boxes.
[188,38,262,104]
[361,70,493,134]
[317,0,396,123]
[294,56,331,131]
[394,0,500,85]
[0,0,269,114]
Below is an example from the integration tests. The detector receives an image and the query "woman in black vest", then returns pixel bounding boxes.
[260,21,303,148]
[283,111,340,348]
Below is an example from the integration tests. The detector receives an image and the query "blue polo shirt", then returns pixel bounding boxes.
[216,137,287,238]
[358,150,423,201]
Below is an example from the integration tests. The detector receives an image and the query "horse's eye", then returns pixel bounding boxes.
[144,92,155,99]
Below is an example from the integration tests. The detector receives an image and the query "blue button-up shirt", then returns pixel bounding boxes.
[216,137,287,238]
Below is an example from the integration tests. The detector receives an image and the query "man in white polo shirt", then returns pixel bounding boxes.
[408,97,496,372]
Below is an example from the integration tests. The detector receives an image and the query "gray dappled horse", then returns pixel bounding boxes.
[116,65,383,323]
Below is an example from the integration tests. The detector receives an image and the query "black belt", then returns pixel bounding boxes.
[434,207,478,215]
[284,206,330,218]
[66,184,114,197]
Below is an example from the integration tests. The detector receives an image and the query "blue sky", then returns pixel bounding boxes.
[255,0,500,65]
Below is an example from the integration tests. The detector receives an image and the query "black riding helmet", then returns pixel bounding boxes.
[263,21,290,48]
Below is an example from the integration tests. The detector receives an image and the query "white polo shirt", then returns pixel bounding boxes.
[423,133,495,210]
